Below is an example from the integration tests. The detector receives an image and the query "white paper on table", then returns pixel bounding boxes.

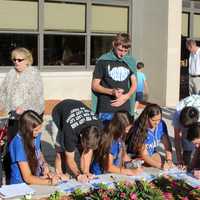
[89,177,114,189]
[56,180,86,193]
[0,183,35,199]
[160,167,200,187]
[171,173,200,188]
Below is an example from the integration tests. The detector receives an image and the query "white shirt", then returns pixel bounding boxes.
[172,95,200,151]
[189,47,200,75]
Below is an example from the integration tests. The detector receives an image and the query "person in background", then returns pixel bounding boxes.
[172,95,200,167]
[134,62,148,115]
[0,47,44,139]
[186,39,200,95]
[127,104,173,170]
[92,33,137,123]
[9,110,60,185]
[187,122,200,179]
[90,111,142,176]
[52,99,102,182]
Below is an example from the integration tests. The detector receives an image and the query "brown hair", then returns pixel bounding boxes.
[94,111,133,168]
[80,125,101,153]
[112,33,131,49]
[128,104,162,153]
[19,110,43,175]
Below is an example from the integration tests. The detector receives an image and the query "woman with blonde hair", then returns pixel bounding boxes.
[0,47,44,139]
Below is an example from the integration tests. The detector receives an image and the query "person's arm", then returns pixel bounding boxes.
[122,151,132,163]
[80,149,93,174]
[65,151,89,182]
[174,127,184,165]
[18,161,58,185]
[106,154,142,176]
[111,75,137,107]
[92,78,114,96]
[39,152,51,177]
[144,80,149,95]
[139,145,162,169]
[162,134,173,161]
[65,151,81,176]
[139,145,170,169]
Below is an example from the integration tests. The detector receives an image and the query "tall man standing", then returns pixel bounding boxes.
[186,39,200,95]
[91,33,137,122]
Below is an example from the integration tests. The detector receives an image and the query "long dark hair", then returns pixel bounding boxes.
[19,110,43,175]
[94,111,132,168]
[129,104,162,153]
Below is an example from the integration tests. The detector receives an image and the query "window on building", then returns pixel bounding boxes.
[193,13,200,38]
[91,5,128,33]
[44,2,85,32]
[182,12,189,37]
[0,0,131,68]
[44,35,85,66]
[91,36,114,65]
[0,34,38,66]
[0,0,38,30]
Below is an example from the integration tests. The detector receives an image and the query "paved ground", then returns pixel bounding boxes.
[41,106,177,170]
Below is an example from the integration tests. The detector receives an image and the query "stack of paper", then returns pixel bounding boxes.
[0,183,35,199]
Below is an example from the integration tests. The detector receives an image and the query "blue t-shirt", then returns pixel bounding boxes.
[90,139,123,175]
[9,133,42,184]
[136,71,146,92]
[145,120,167,156]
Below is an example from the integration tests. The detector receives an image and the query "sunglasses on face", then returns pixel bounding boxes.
[12,58,25,63]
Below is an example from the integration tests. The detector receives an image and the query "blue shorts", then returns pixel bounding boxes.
[136,92,144,102]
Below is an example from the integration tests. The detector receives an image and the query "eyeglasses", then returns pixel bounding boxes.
[12,58,25,63]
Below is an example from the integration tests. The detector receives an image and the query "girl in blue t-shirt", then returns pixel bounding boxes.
[127,104,174,170]
[9,110,60,185]
[90,111,143,175]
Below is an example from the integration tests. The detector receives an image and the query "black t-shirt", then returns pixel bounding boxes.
[52,99,102,152]
[93,59,134,113]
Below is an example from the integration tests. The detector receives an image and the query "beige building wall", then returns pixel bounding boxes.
[0,71,93,101]
[0,0,182,106]
[132,0,182,106]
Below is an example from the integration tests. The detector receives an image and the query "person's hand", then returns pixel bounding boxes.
[166,160,174,168]
[162,161,172,170]
[193,170,200,179]
[50,175,60,185]
[57,172,70,181]
[42,163,50,177]
[177,161,187,171]
[113,88,124,98]
[16,107,24,114]
[111,94,129,107]
[76,174,90,182]
[83,172,96,180]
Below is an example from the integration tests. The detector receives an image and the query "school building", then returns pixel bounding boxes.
[0,0,199,109]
